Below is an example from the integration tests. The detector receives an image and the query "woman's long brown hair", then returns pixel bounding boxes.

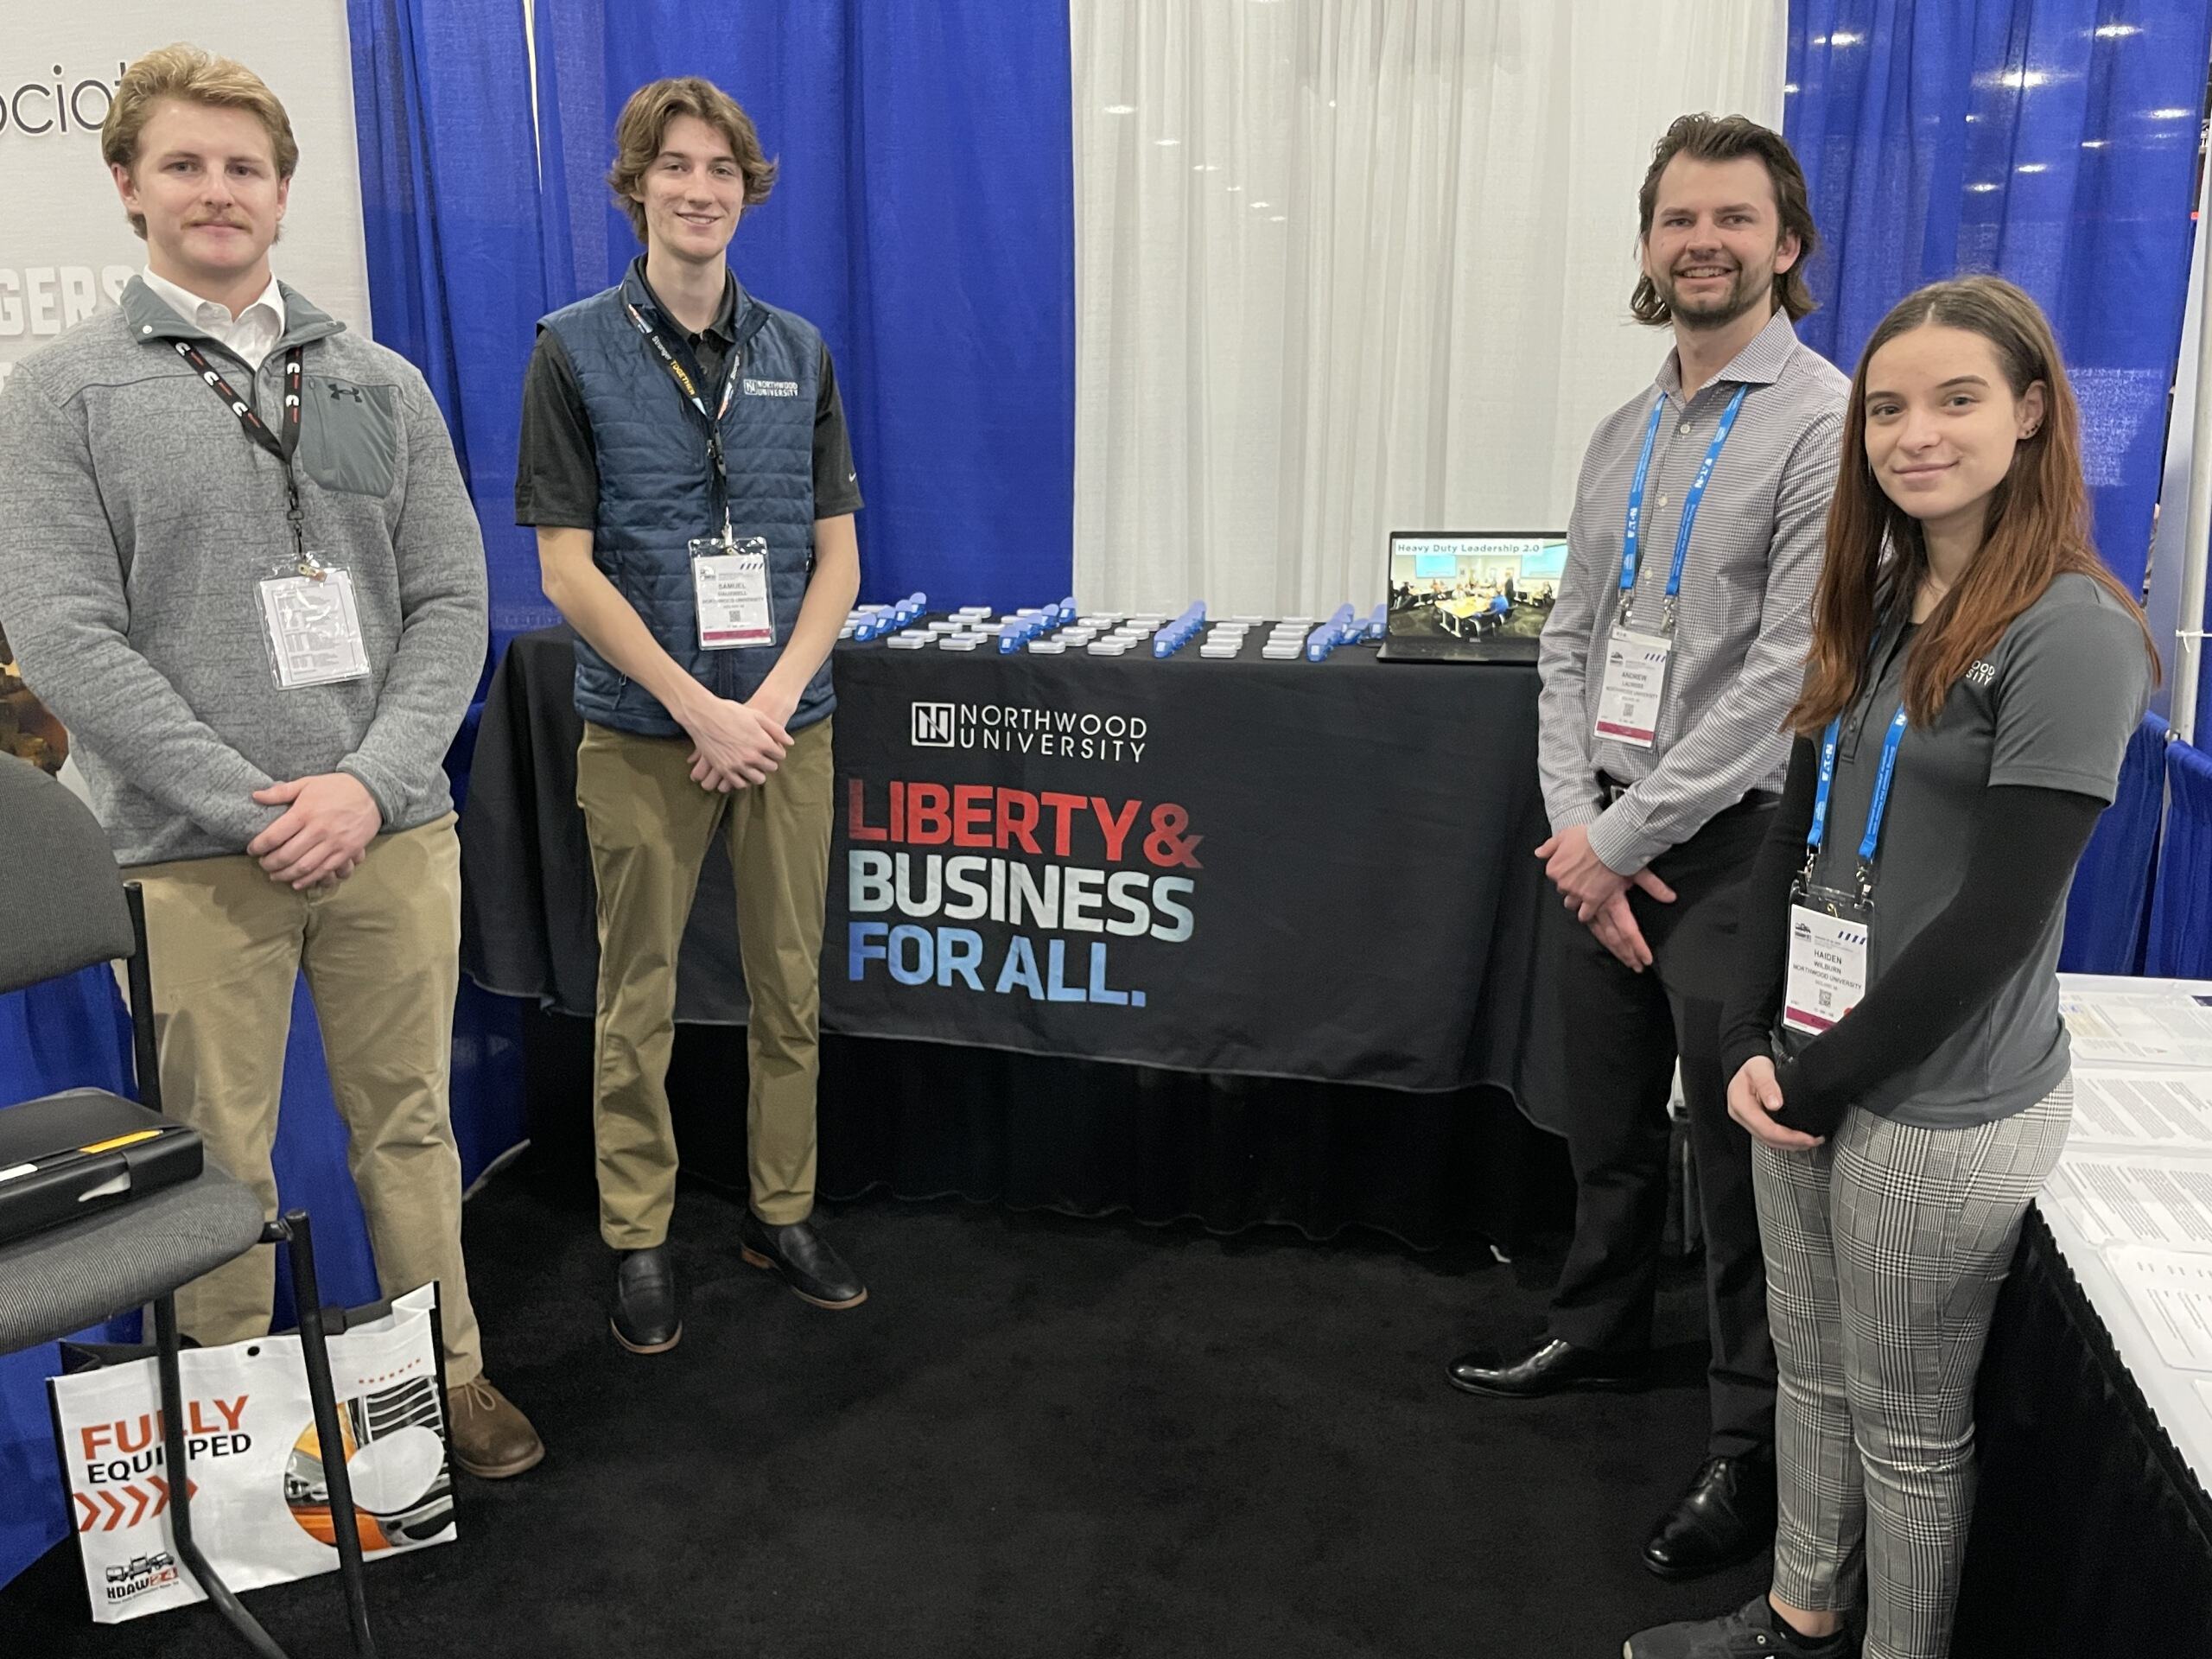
[1788,275,2158,734]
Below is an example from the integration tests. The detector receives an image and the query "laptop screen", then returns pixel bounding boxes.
[1385,531,1566,648]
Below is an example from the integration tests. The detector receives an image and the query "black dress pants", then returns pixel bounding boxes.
[1543,800,1777,1459]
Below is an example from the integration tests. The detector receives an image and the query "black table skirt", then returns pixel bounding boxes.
[518,1012,1576,1252]
[462,626,1565,1110]
[1955,1208,2212,1655]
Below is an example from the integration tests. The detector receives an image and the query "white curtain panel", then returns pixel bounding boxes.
[1071,0,1787,616]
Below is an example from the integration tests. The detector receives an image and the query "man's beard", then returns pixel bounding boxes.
[1659,261,1769,330]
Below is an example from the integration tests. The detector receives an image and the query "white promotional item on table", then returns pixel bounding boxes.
[49,1286,451,1624]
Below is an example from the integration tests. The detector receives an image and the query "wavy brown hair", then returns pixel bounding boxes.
[607,77,777,243]
[1789,275,2157,733]
[1631,113,1819,327]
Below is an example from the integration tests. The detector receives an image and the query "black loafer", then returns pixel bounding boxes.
[739,1212,867,1309]
[609,1244,681,1354]
[1643,1453,1777,1580]
[1446,1338,1649,1399]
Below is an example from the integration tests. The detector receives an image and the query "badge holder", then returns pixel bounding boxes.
[690,530,777,651]
[1782,864,1872,1038]
[1781,700,1904,1039]
[1595,595,1676,749]
[1592,384,1747,753]
[257,552,371,690]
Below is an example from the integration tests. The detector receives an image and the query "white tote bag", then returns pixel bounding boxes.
[48,1283,455,1624]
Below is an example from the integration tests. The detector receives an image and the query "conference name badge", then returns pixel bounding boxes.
[1593,626,1671,748]
[1783,900,1869,1036]
[690,536,776,650]
[257,555,371,690]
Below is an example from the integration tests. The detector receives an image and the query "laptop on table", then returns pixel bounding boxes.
[1376,531,1564,664]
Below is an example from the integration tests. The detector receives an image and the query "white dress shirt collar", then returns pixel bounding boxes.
[141,267,288,372]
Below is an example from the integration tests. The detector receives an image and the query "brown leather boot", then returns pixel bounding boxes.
[445,1377,544,1478]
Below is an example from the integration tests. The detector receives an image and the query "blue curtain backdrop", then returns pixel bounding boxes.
[1783,1,2212,594]
[2061,711,2170,975]
[532,0,1077,609]
[349,0,558,658]
[2148,735,2212,979]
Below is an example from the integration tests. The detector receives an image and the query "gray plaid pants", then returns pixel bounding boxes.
[1752,1079,2073,1659]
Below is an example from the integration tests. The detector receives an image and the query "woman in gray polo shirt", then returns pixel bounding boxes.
[1627,277,2158,1659]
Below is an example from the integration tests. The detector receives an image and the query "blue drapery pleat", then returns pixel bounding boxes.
[2148,736,2212,979]
[2060,711,2168,974]
[531,0,1077,608]
[1783,2,2211,593]
[347,0,556,658]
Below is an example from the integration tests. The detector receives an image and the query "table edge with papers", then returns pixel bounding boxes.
[2039,972,2212,1505]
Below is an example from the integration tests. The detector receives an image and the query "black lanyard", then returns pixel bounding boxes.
[175,339,310,564]
[624,302,741,534]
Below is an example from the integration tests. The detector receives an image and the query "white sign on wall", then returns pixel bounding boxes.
[0,4,372,391]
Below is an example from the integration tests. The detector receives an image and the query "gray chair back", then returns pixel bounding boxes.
[0,754,133,995]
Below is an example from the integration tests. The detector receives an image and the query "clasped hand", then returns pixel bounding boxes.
[683,688,793,792]
[1533,823,1675,972]
[1725,1055,1824,1152]
[248,772,381,890]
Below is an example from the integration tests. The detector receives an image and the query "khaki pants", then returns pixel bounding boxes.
[131,815,483,1383]
[576,716,833,1247]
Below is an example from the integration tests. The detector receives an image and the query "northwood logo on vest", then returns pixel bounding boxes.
[909,700,1149,764]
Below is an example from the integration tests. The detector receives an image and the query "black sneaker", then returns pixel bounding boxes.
[738,1211,867,1309]
[1625,1595,1853,1658]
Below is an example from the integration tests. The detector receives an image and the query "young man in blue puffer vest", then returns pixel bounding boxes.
[516,77,865,1351]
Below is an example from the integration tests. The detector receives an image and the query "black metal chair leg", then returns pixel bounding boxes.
[274,1211,379,1659]
[156,1294,287,1659]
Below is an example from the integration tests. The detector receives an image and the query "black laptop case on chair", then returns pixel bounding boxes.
[0,1091,202,1245]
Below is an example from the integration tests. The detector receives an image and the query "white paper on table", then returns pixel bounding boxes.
[2042,1152,2212,1250]
[2068,1071,2212,1153]
[2061,988,2212,1067]
[2197,1379,2212,1437]
[2106,1246,2212,1370]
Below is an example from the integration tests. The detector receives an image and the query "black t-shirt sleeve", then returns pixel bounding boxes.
[1770,782,2106,1135]
[514,328,601,530]
[1719,734,1817,1085]
[812,342,862,518]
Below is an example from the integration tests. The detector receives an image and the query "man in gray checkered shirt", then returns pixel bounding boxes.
[1447,115,1848,1584]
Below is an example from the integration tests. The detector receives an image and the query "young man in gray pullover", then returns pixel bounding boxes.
[0,45,542,1478]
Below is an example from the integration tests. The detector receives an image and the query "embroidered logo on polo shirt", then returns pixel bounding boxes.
[1966,660,1996,689]
[743,378,800,397]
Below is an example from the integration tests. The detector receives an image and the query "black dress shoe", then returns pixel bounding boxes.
[609,1245,681,1354]
[1446,1338,1649,1399]
[739,1212,867,1309]
[1642,1452,1777,1580]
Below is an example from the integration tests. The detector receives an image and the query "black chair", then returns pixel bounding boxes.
[0,754,377,1657]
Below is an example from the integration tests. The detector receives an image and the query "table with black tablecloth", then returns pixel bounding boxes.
[461,624,1573,1246]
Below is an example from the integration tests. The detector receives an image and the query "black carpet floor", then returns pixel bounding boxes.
[2,1162,1765,1658]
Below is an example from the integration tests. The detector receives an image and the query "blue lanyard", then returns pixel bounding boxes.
[1618,383,1750,620]
[1808,703,1909,882]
